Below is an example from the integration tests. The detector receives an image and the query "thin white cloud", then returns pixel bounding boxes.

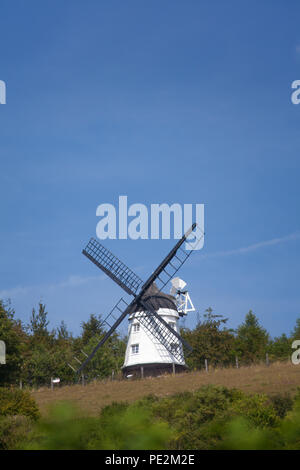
[0,274,106,299]
[1,233,299,299]
[0,261,143,301]
[201,231,300,259]
[51,274,106,289]
[0,286,31,298]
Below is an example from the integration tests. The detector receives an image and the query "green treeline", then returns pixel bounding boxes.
[0,299,299,387]
[0,300,126,387]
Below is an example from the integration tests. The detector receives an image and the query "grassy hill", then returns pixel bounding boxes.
[1,361,300,449]
[32,361,300,416]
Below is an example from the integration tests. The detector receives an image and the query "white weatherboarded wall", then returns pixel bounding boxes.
[123,307,185,369]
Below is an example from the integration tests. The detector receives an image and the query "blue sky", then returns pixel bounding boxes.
[1,0,300,338]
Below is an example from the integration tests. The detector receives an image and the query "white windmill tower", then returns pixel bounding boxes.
[122,282,186,377]
[75,223,203,379]
[122,278,195,377]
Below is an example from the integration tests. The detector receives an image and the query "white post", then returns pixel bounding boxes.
[51,377,53,391]
[266,353,269,367]
[205,359,208,373]
[235,356,239,369]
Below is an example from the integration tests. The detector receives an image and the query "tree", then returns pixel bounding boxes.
[83,331,127,379]
[29,303,49,336]
[62,313,126,380]
[0,300,25,385]
[182,308,235,369]
[80,314,105,346]
[290,318,300,340]
[22,303,72,386]
[235,310,269,364]
[56,321,72,344]
[22,344,75,387]
[27,303,54,347]
[268,333,291,361]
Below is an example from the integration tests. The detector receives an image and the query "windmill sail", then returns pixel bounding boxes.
[77,298,133,374]
[138,223,203,294]
[83,238,144,296]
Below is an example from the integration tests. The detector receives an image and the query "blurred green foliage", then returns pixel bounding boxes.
[3,384,300,450]
[0,415,32,450]
[24,401,173,450]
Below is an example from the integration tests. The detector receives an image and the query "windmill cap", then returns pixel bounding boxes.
[130,282,178,313]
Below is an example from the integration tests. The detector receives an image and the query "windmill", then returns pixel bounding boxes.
[75,223,203,378]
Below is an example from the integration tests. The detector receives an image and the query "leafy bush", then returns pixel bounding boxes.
[0,388,40,421]
[268,393,294,419]
[216,389,300,449]
[92,402,173,449]
[24,402,96,450]
[132,386,279,449]
[0,388,39,449]
[229,393,279,428]
[6,385,300,450]
[217,417,278,450]
[24,400,173,450]
[0,415,32,450]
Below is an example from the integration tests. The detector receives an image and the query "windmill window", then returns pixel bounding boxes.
[131,344,139,354]
[133,323,140,332]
